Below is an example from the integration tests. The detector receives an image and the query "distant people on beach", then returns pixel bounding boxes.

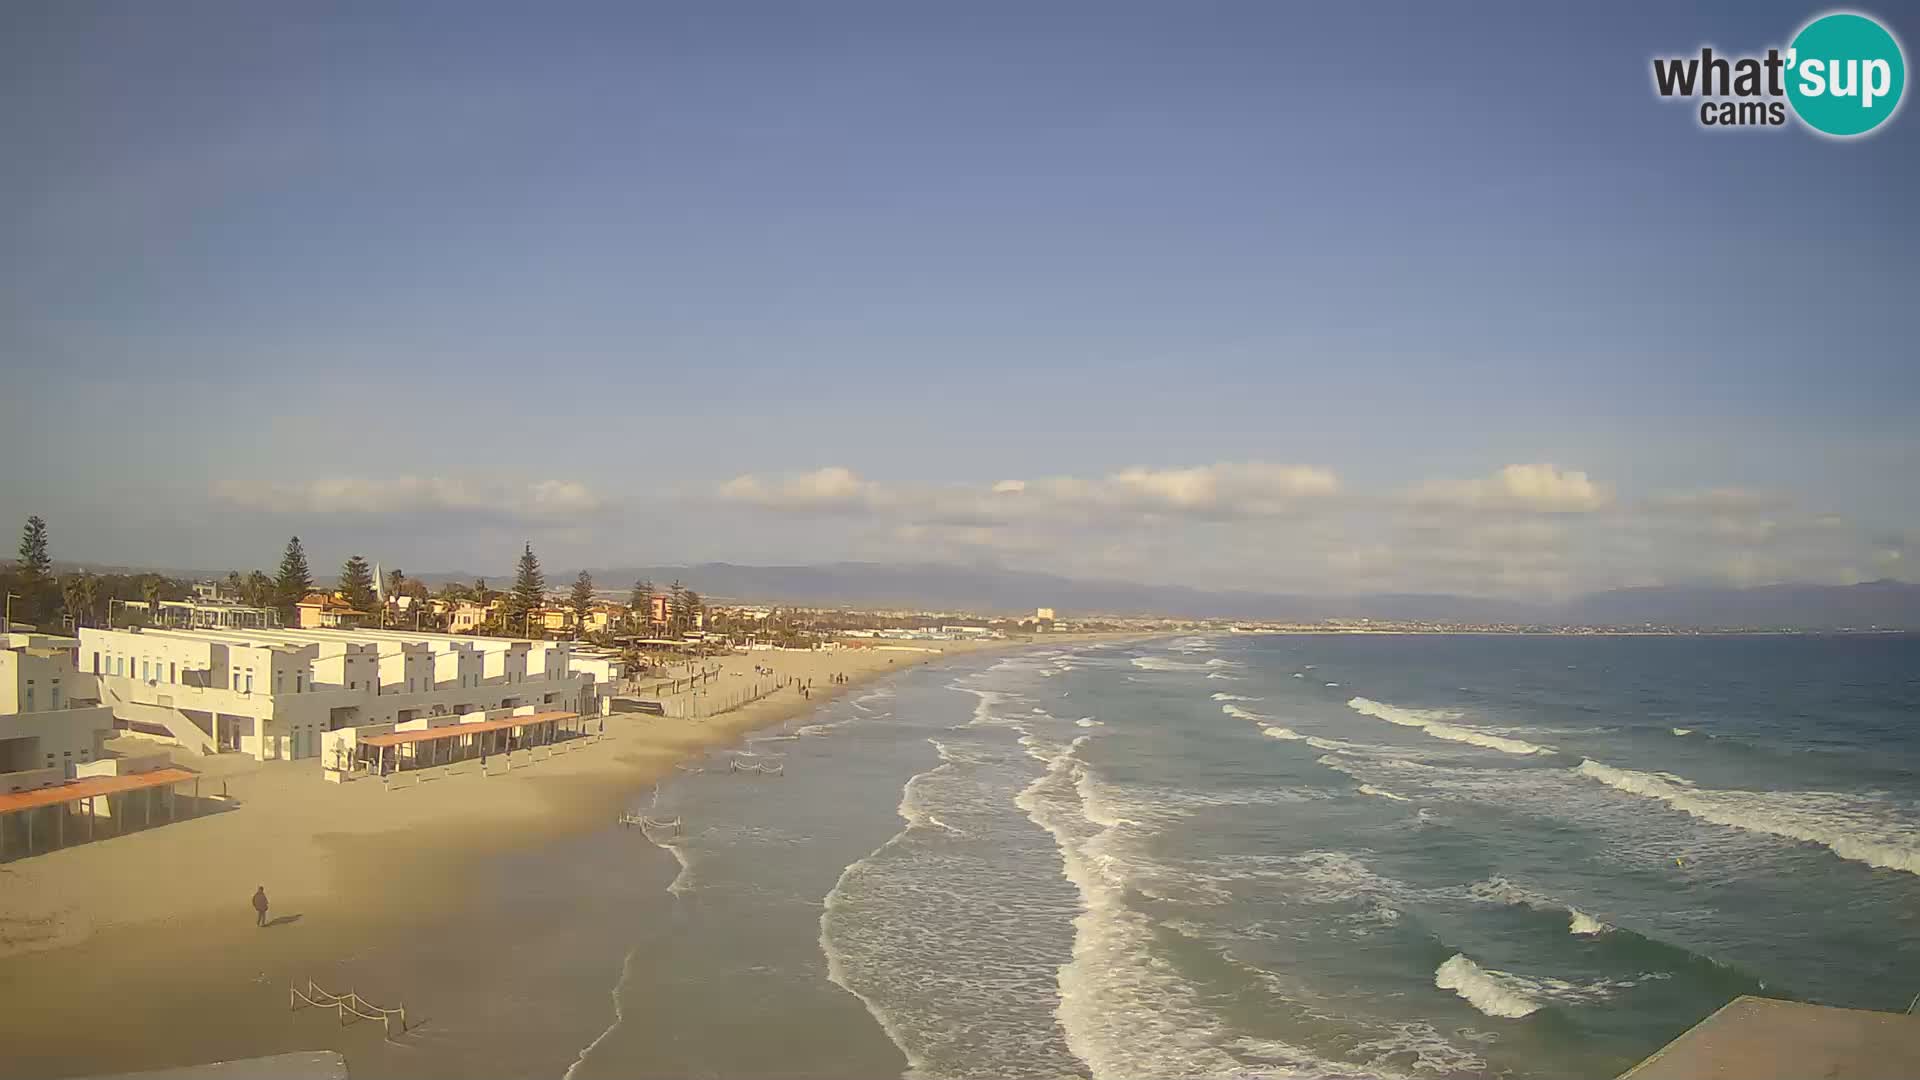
[253,885,270,927]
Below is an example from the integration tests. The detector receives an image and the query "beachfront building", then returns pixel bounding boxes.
[78,625,615,762]
[1,633,115,793]
[296,593,366,629]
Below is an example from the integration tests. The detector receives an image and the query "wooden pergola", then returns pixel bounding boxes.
[0,767,202,860]
[355,710,584,776]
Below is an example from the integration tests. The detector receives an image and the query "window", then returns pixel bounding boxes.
[245,673,254,693]
[170,662,177,683]
[24,686,34,711]
[92,652,101,674]
[51,687,61,709]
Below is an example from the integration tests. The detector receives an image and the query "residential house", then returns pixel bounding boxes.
[296,593,366,629]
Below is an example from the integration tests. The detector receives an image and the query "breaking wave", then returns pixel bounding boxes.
[1348,697,1554,756]
[1574,759,1920,875]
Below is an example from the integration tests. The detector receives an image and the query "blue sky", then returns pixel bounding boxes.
[2,1,1915,595]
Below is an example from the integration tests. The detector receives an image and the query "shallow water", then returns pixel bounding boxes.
[366,634,1920,1080]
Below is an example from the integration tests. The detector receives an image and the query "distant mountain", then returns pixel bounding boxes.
[57,557,1920,629]
[1563,579,1920,630]
[554,563,1920,629]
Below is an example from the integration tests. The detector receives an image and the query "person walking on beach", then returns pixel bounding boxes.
[253,886,270,927]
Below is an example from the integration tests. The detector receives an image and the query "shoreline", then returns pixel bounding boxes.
[0,633,1147,1079]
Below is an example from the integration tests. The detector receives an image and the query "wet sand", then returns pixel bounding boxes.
[0,635,1134,1079]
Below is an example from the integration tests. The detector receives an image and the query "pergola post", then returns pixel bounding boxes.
[87,796,95,841]
[55,802,64,850]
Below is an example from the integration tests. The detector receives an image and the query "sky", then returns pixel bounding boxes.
[2,1,1916,597]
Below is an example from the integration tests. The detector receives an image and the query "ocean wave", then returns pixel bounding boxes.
[1434,954,1543,1018]
[1211,693,1263,702]
[1468,877,1610,936]
[1076,717,1103,727]
[1130,656,1216,673]
[1222,704,1274,724]
[1016,743,1380,1079]
[1206,672,1241,681]
[1325,682,1340,688]
[1348,697,1554,756]
[1262,726,1306,741]
[1671,727,1693,736]
[1574,759,1920,875]
[1292,672,1305,678]
[1357,784,1410,802]
[1436,953,1664,1019]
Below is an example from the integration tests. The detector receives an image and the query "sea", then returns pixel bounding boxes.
[386,633,1920,1080]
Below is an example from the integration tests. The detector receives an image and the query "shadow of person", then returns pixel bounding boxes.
[265,914,304,928]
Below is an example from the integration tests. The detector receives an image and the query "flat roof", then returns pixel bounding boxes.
[359,710,579,748]
[1620,996,1920,1080]
[0,767,200,814]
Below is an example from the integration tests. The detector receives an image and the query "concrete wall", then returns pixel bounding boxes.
[0,704,114,789]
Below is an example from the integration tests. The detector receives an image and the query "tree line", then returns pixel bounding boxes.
[2,516,706,642]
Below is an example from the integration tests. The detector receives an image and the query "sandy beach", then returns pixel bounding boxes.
[0,634,1136,1079]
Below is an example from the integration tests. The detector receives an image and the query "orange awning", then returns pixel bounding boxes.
[359,711,579,749]
[0,767,199,814]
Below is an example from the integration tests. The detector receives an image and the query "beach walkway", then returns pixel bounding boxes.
[1618,995,1920,1080]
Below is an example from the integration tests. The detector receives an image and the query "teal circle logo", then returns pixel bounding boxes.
[1786,12,1906,136]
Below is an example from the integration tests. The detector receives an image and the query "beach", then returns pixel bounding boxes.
[0,635,1129,1079]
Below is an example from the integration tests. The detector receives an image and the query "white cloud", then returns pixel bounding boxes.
[1413,464,1609,512]
[216,475,604,518]
[1103,462,1339,515]
[717,467,884,513]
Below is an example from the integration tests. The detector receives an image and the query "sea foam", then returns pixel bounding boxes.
[1434,954,1543,1018]
[1348,697,1553,756]
[1575,759,1920,875]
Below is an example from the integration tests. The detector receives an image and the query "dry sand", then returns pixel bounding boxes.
[0,633,1137,1078]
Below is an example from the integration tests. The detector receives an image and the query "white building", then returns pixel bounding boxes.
[79,625,617,762]
[1,633,116,793]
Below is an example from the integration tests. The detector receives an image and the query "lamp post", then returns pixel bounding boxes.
[3,592,19,633]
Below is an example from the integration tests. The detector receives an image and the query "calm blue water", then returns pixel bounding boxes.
[570,634,1920,1080]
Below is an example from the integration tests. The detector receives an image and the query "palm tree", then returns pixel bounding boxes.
[140,574,164,613]
[61,575,88,629]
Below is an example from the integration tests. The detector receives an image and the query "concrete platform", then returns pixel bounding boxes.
[83,1051,347,1080]
[1621,996,1920,1080]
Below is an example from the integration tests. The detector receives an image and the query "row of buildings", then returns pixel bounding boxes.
[3,620,626,804]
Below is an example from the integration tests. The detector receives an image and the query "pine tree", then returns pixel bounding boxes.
[340,555,376,617]
[632,578,655,624]
[509,542,545,631]
[276,536,313,619]
[387,568,405,601]
[684,589,704,632]
[668,580,688,636]
[570,570,596,628]
[14,515,53,625]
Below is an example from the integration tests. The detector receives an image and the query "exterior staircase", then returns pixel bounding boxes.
[98,680,221,756]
